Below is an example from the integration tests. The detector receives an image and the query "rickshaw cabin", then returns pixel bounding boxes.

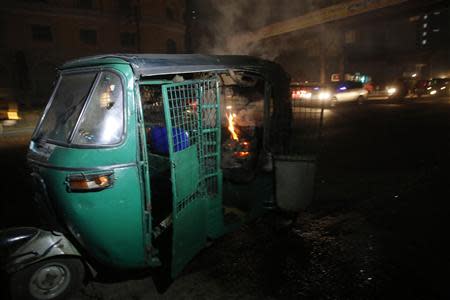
[40,54,292,277]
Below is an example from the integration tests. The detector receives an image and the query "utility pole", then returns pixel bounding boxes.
[134,0,141,52]
[339,53,345,80]
[320,42,326,84]
[185,0,194,53]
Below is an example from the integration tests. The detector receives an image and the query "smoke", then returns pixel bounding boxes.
[197,0,314,60]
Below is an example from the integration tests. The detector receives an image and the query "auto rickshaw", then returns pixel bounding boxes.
[0,54,297,300]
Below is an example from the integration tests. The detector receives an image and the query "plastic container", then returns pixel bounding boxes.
[149,126,190,154]
[274,155,316,211]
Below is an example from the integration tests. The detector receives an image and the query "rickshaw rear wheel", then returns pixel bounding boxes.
[9,257,84,300]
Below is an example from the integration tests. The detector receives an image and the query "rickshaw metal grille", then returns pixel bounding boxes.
[163,79,222,214]
[176,189,202,213]
[162,78,222,276]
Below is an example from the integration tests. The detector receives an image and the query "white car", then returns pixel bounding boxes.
[327,81,368,105]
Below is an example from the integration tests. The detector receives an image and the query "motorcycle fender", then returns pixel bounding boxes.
[0,227,86,274]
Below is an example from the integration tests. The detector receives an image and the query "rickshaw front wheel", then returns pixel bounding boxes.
[9,257,84,300]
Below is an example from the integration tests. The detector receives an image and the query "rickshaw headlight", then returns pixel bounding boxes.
[67,173,113,192]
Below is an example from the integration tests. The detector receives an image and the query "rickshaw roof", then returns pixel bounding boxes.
[61,54,288,81]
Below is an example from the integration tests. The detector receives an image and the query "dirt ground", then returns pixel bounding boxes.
[1,99,450,299]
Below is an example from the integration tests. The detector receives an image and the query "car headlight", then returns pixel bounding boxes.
[302,92,312,99]
[318,92,331,100]
[430,90,437,95]
[387,87,397,95]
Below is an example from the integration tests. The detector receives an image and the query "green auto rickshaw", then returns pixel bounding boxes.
[0,54,300,300]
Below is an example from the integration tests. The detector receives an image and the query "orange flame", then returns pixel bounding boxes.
[234,151,250,158]
[226,112,239,141]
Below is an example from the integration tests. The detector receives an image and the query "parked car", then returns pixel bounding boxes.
[427,78,449,96]
[327,81,368,105]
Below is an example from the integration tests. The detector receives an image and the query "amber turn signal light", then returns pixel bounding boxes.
[66,173,113,192]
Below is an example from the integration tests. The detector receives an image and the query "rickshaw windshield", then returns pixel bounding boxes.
[34,71,124,146]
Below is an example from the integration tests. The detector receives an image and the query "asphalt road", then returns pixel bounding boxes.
[1,96,450,299]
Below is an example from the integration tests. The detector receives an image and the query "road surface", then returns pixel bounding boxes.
[1,96,450,299]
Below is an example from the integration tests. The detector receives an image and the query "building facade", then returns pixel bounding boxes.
[0,0,186,106]
[267,0,450,85]
[190,0,449,86]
